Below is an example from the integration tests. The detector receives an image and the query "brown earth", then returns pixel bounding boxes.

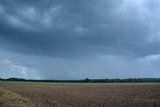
[0,82,160,107]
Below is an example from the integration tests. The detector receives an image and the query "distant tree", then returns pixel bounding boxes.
[0,77,160,83]
[85,78,90,82]
[106,78,108,82]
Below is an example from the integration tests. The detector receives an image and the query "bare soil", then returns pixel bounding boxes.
[0,82,160,107]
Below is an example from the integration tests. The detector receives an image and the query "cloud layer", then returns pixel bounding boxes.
[0,0,160,79]
[0,0,160,57]
[1,59,28,75]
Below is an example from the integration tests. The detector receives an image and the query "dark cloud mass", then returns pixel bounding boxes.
[1,0,160,79]
[0,0,160,57]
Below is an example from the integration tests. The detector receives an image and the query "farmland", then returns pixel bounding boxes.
[0,82,160,107]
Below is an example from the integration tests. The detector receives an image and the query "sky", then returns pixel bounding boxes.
[0,0,160,79]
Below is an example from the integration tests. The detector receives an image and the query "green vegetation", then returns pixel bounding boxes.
[0,88,35,107]
[0,88,29,102]
[0,77,160,83]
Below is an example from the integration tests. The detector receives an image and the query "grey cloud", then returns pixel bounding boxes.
[1,48,160,79]
[0,0,160,57]
[23,54,160,79]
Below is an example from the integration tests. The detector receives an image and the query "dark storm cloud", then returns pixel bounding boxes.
[0,0,160,57]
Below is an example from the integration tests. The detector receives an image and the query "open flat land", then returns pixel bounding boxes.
[0,82,160,107]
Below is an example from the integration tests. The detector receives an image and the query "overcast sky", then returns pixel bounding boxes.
[0,0,160,79]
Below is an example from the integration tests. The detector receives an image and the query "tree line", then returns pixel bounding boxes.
[0,77,160,83]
